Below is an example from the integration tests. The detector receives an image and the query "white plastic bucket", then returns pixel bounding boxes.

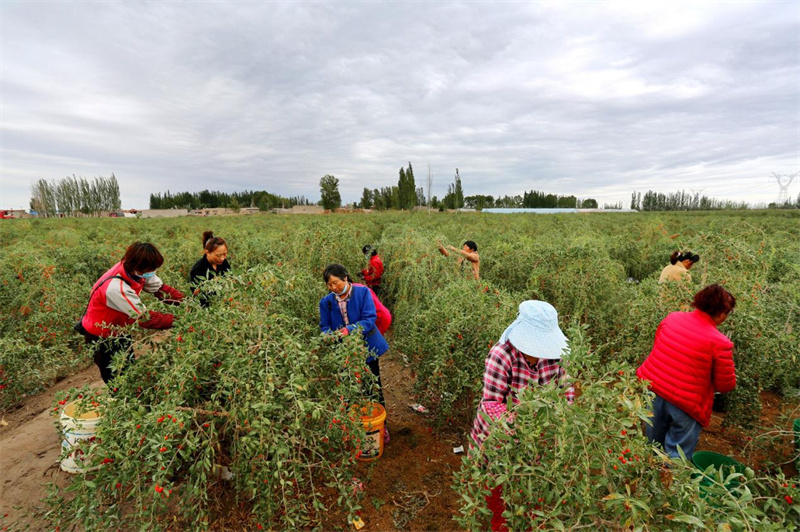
[60,401,103,474]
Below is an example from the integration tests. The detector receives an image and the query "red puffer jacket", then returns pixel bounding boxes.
[636,309,736,427]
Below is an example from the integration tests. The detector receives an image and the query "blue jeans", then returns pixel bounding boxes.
[645,394,702,460]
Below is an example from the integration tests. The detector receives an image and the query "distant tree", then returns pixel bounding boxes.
[397,167,407,208]
[391,186,401,210]
[454,169,464,209]
[31,174,120,217]
[228,197,241,213]
[556,195,577,208]
[30,179,56,217]
[405,162,416,208]
[107,174,122,211]
[415,187,425,207]
[396,162,417,210]
[360,188,373,209]
[442,183,455,210]
[580,198,598,208]
[319,174,342,210]
[638,189,747,211]
[464,195,494,210]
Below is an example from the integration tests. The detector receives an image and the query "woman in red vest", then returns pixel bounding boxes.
[637,284,737,459]
[81,242,184,384]
[359,245,384,297]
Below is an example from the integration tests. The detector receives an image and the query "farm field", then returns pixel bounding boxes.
[1,211,799,530]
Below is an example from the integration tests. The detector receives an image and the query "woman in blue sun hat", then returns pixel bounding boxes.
[470,300,575,531]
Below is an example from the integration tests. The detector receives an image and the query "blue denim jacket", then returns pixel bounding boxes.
[319,285,389,361]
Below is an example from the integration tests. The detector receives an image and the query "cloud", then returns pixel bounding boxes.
[1,1,798,209]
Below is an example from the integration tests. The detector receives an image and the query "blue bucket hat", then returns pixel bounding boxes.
[498,300,568,359]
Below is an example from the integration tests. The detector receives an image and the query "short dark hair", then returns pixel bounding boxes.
[464,240,478,252]
[323,263,352,283]
[122,242,164,273]
[203,231,227,253]
[362,245,377,256]
[693,284,736,317]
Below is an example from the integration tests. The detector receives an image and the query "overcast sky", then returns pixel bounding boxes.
[2,1,798,210]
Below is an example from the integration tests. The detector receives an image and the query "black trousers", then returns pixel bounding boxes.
[88,336,133,384]
[365,357,385,407]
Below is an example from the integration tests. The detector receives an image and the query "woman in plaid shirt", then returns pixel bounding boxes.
[469,300,574,531]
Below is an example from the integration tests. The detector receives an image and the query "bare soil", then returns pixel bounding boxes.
[1,358,797,532]
[0,364,102,531]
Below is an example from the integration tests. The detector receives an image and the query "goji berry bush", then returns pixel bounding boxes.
[45,267,377,530]
[453,327,800,530]
[0,210,797,529]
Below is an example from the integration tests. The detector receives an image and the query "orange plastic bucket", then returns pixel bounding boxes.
[355,403,386,462]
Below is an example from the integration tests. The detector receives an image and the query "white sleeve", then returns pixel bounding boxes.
[105,279,146,317]
[141,273,164,294]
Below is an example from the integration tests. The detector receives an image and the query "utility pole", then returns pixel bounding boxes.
[771,171,799,205]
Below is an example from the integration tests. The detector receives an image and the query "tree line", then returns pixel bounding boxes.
[325,164,467,211]
[630,190,750,211]
[30,174,121,217]
[149,190,310,211]
[461,191,598,210]
[353,162,428,211]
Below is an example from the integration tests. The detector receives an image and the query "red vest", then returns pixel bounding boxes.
[637,310,736,427]
[82,262,143,337]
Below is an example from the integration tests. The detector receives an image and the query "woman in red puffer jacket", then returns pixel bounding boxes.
[81,242,183,384]
[637,284,737,460]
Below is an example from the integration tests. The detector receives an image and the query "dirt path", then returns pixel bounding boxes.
[0,365,104,530]
[349,351,466,531]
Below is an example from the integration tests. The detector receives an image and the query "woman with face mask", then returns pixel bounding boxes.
[189,231,231,307]
[319,264,391,440]
[79,242,184,384]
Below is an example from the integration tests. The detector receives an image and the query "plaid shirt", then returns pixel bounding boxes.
[470,340,574,448]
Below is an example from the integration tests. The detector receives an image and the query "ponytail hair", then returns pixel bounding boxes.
[203,231,227,253]
[671,250,700,265]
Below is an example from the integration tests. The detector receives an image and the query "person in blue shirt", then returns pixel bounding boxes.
[320,263,390,441]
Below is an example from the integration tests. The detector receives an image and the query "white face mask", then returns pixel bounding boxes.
[335,282,349,296]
